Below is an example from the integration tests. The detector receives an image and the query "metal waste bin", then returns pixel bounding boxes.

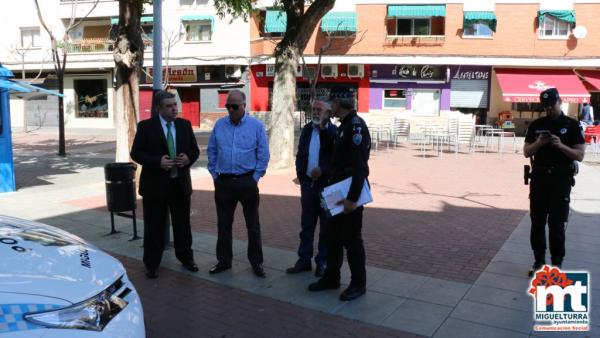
[104,162,139,240]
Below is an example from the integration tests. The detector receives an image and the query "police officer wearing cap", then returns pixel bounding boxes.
[308,91,371,301]
[524,88,585,277]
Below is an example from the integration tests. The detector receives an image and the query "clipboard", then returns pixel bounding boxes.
[320,177,372,217]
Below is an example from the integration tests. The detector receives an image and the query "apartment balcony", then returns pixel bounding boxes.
[59,0,151,19]
[66,38,153,53]
[384,35,445,47]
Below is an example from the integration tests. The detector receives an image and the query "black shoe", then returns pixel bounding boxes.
[209,263,232,274]
[308,279,340,291]
[286,262,311,274]
[551,258,563,269]
[252,264,266,278]
[315,265,326,277]
[182,261,199,272]
[528,261,545,277]
[340,285,366,301]
[145,268,158,279]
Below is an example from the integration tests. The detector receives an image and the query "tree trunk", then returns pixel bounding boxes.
[267,45,300,169]
[113,0,143,162]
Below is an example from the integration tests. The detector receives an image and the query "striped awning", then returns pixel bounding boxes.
[463,11,497,32]
[538,10,576,26]
[321,12,357,32]
[265,10,287,33]
[387,5,446,17]
[111,16,154,25]
[181,15,215,30]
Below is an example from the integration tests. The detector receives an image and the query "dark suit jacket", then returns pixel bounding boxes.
[295,122,336,187]
[130,116,200,199]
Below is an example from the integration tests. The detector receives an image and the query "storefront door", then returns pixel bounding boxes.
[139,89,153,121]
[412,90,440,115]
[180,88,200,126]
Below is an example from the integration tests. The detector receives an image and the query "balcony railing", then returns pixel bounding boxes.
[384,35,445,46]
[65,38,153,53]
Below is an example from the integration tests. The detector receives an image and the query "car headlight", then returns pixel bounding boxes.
[24,277,129,331]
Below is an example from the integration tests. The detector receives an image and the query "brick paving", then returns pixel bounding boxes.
[12,129,529,283]
[189,146,529,283]
[116,254,419,338]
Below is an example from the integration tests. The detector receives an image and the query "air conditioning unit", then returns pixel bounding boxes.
[347,64,364,78]
[321,64,338,78]
[225,65,242,79]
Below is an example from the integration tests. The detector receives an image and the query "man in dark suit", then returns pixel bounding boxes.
[286,99,336,277]
[131,90,200,279]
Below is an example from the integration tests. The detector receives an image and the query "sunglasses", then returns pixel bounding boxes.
[225,104,240,110]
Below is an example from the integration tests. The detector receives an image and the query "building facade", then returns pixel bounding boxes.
[249,0,600,134]
[0,0,251,129]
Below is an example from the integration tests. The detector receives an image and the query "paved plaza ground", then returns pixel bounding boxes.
[2,127,600,337]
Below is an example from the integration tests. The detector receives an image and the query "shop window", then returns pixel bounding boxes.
[463,22,493,37]
[383,89,407,109]
[74,79,109,118]
[20,27,40,48]
[217,90,229,109]
[396,18,430,35]
[184,20,212,41]
[539,15,571,38]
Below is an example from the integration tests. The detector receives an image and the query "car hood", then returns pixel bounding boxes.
[0,216,124,304]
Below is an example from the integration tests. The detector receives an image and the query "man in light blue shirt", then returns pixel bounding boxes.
[207,90,270,277]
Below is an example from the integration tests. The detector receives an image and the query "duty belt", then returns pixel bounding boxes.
[532,165,572,175]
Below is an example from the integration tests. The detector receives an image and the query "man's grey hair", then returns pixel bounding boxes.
[312,97,331,110]
[155,90,175,107]
[228,89,246,102]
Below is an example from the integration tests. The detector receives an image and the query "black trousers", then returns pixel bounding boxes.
[322,207,366,288]
[214,175,263,266]
[529,170,573,265]
[297,181,328,267]
[142,180,194,270]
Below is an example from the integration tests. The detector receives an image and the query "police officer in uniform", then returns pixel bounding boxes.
[524,88,585,277]
[308,90,371,301]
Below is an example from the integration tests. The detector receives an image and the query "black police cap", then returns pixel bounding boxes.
[540,88,560,106]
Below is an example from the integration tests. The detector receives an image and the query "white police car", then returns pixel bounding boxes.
[0,215,145,337]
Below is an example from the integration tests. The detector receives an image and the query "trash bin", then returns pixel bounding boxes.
[104,162,140,240]
[104,162,137,212]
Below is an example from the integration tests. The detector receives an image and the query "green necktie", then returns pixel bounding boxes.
[166,122,177,178]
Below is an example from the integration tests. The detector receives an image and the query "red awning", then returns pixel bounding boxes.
[495,68,590,103]
[577,70,600,91]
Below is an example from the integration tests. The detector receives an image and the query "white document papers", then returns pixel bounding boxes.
[320,177,373,217]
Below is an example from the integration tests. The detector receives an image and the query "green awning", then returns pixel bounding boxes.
[181,15,215,30]
[265,10,287,33]
[463,11,497,32]
[111,16,154,25]
[321,12,357,32]
[387,5,446,17]
[538,10,576,26]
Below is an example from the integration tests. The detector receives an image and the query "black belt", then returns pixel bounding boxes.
[218,171,254,179]
[532,166,572,175]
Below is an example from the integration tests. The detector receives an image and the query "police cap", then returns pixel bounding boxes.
[540,88,560,107]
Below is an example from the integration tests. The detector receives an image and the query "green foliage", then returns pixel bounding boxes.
[213,0,255,20]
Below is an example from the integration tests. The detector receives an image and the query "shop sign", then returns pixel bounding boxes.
[393,65,445,80]
[146,66,197,83]
[452,67,491,80]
